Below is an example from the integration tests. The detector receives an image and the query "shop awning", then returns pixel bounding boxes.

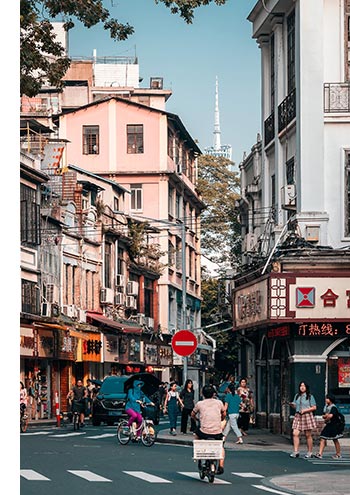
[86,312,142,334]
[33,322,71,331]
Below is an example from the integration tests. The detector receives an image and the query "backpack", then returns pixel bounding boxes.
[335,409,345,434]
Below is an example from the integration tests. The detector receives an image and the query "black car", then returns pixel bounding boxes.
[91,375,129,426]
[91,374,161,426]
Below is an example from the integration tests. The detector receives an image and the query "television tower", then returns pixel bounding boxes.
[204,76,232,160]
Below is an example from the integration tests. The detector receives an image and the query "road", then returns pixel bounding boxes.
[20,421,350,495]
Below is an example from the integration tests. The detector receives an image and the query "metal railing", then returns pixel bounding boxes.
[324,82,350,113]
[278,88,296,132]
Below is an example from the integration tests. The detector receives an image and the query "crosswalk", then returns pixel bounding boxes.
[20,469,266,485]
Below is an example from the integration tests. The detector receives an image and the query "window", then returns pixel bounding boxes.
[83,126,99,154]
[127,124,144,153]
[270,34,275,111]
[131,184,143,211]
[286,157,295,185]
[104,242,112,288]
[168,240,175,266]
[176,238,182,271]
[20,184,41,246]
[345,151,350,236]
[168,187,174,217]
[287,11,295,93]
[21,279,40,315]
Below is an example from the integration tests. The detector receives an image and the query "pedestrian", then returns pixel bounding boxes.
[86,379,95,418]
[237,378,254,436]
[20,381,28,416]
[289,381,317,458]
[163,381,183,435]
[67,378,88,427]
[179,379,196,434]
[222,383,243,444]
[314,394,343,459]
[157,382,166,417]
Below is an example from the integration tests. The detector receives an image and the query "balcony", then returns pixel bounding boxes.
[278,88,296,132]
[324,83,350,113]
[264,112,275,146]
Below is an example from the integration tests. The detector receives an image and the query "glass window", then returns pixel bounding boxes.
[131,185,143,211]
[127,124,144,154]
[286,157,295,185]
[104,242,112,288]
[345,151,350,236]
[270,34,275,111]
[83,125,99,154]
[20,184,41,246]
[287,11,295,93]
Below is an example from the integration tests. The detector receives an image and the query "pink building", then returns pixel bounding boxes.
[58,96,204,336]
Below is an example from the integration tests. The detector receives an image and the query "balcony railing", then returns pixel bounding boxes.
[264,112,275,146]
[324,83,350,113]
[278,88,296,132]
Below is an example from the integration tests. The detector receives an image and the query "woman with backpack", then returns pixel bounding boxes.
[314,393,343,459]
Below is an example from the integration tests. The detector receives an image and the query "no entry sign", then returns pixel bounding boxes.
[171,330,198,357]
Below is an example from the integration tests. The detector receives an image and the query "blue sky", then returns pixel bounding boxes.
[67,0,261,166]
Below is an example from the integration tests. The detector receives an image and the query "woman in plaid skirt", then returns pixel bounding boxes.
[289,381,317,458]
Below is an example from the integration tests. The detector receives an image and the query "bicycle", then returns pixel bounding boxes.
[117,405,157,447]
[20,405,29,433]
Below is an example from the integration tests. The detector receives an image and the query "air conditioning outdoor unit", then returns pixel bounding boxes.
[41,302,51,317]
[144,317,154,330]
[78,309,87,323]
[100,287,114,304]
[127,281,139,296]
[63,305,77,318]
[244,233,257,252]
[115,274,125,287]
[281,184,296,209]
[137,313,145,325]
[115,292,126,305]
[126,295,137,309]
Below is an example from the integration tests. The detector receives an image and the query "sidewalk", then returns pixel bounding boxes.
[157,427,350,495]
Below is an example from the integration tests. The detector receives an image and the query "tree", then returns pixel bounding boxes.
[197,154,241,270]
[20,0,228,97]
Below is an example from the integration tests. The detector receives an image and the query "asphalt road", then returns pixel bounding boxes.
[20,422,350,495]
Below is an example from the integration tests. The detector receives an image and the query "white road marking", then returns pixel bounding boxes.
[178,472,231,484]
[123,471,172,483]
[232,472,264,478]
[49,432,86,437]
[20,470,50,481]
[86,433,116,439]
[252,485,292,495]
[20,431,51,435]
[67,470,112,482]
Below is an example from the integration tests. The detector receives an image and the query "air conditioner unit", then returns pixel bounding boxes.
[126,295,137,309]
[244,233,257,252]
[78,309,87,323]
[137,313,145,325]
[281,184,296,209]
[100,287,114,304]
[144,317,154,330]
[115,274,125,287]
[62,305,77,318]
[127,281,139,296]
[41,302,51,317]
[115,292,126,305]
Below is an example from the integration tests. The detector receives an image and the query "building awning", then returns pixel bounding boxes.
[33,322,71,331]
[87,312,142,334]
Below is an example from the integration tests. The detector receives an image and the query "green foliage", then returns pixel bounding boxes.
[20,0,228,97]
[127,220,166,274]
[197,154,241,269]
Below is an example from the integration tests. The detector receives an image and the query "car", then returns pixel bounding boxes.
[91,374,161,426]
[91,375,129,426]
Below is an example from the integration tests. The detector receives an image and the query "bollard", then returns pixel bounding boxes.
[55,391,61,427]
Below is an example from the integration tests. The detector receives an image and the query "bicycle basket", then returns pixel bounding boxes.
[193,440,224,460]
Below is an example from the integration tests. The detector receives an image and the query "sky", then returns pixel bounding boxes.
[67,0,261,167]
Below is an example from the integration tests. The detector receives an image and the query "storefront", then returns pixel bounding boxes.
[233,264,350,434]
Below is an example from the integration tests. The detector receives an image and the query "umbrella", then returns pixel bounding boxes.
[124,372,161,398]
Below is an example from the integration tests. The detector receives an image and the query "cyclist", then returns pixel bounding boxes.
[125,380,154,440]
[191,385,226,475]
[67,378,88,427]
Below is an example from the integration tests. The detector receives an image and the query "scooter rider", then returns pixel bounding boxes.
[191,385,226,475]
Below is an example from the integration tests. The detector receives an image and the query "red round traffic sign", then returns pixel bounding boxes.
[171,330,198,357]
